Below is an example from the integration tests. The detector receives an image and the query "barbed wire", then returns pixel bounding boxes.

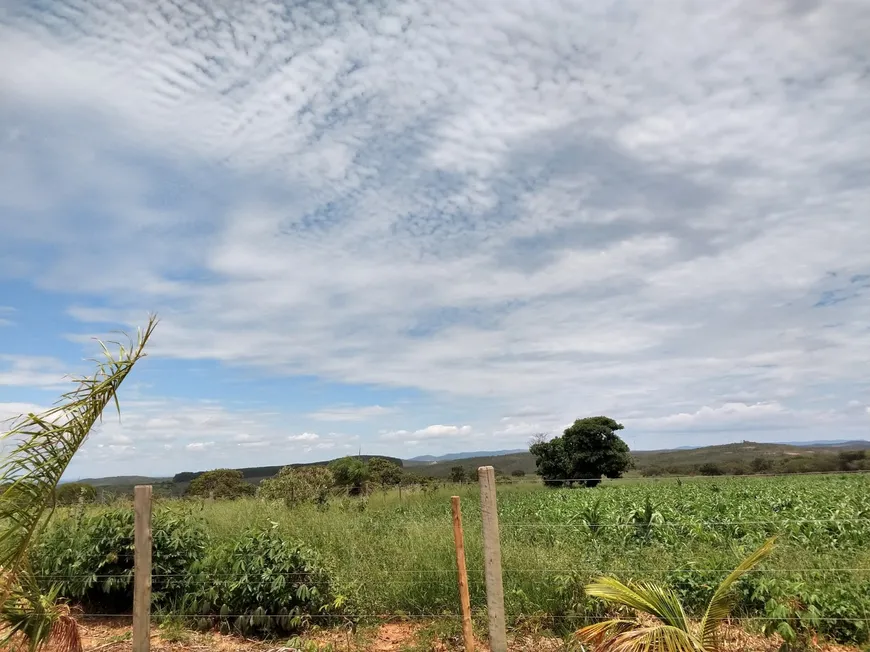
[69,613,870,622]
[28,566,870,583]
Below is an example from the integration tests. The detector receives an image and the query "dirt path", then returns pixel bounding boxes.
[18,618,862,652]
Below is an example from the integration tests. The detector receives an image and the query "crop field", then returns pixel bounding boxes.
[33,473,870,648]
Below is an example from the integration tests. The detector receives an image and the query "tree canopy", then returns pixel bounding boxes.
[186,469,255,499]
[367,457,403,486]
[529,416,631,487]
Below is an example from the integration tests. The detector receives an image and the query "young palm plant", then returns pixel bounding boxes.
[577,537,776,652]
[0,315,157,652]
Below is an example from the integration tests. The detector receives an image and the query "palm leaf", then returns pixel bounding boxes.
[0,315,158,579]
[585,576,691,631]
[580,622,704,652]
[699,537,776,650]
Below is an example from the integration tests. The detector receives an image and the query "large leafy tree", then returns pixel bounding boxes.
[1,315,157,652]
[529,416,631,487]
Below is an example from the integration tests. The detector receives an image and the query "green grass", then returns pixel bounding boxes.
[36,473,870,645]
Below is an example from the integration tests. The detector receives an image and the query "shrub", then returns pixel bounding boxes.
[328,457,370,495]
[511,469,526,477]
[449,466,467,483]
[32,507,207,609]
[257,466,334,506]
[698,462,723,476]
[187,524,335,635]
[367,458,403,486]
[55,483,97,505]
[186,469,255,499]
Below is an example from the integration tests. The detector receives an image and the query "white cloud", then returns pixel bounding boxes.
[185,441,214,451]
[626,402,788,432]
[0,0,868,463]
[0,355,69,389]
[380,424,473,442]
[288,432,319,442]
[307,405,395,422]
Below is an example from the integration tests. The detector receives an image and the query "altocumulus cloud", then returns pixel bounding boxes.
[0,0,869,471]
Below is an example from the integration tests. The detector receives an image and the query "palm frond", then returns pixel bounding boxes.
[0,315,158,578]
[576,618,636,647]
[0,576,82,652]
[581,623,704,652]
[699,537,776,650]
[585,576,691,631]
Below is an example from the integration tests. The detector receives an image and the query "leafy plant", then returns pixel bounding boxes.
[577,538,775,652]
[258,466,335,507]
[32,506,206,608]
[187,523,335,636]
[0,580,81,652]
[0,315,156,652]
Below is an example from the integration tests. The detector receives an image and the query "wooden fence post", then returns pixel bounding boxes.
[451,496,475,652]
[478,466,507,652]
[133,485,153,652]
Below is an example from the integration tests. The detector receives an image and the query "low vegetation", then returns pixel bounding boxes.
[30,473,870,647]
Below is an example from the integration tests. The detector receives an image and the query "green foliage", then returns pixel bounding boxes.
[187,524,334,636]
[54,484,97,506]
[0,316,157,579]
[186,469,255,500]
[577,538,775,652]
[529,416,631,486]
[367,458,403,486]
[31,507,206,608]
[698,463,723,476]
[257,466,335,506]
[511,469,526,477]
[448,466,468,483]
[327,457,370,494]
[0,580,81,652]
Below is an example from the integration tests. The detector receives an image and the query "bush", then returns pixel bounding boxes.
[55,483,97,505]
[32,507,207,609]
[328,457,370,495]
[511,469,526,477]
[698,463,723,476]
[186,469,255,499]
[448,466,467,483]
[368,458,403,486]
[257,466,334,506]
[187,524,335,635]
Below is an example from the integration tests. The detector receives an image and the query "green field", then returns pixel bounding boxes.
[34,473,870,646]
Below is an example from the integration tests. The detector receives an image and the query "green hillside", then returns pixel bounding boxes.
[408,441,870,479]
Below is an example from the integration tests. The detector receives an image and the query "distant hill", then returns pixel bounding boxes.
[404,440,870,479]
[72,475,170,486]
[406,449,526,464]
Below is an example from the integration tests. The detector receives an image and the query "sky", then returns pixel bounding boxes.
[1,0,869,479]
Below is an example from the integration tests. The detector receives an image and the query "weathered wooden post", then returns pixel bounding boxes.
[478,466,507,652]
[452,496,475,652]
[133,485,153,652]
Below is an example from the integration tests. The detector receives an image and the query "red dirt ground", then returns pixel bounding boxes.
[11,617,863,651]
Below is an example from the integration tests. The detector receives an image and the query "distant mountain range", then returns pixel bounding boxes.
[406,449,526,463]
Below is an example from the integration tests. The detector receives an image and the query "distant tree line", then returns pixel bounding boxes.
[640,449,870,478]
[185,456,427,502]
[173,455,404,484]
